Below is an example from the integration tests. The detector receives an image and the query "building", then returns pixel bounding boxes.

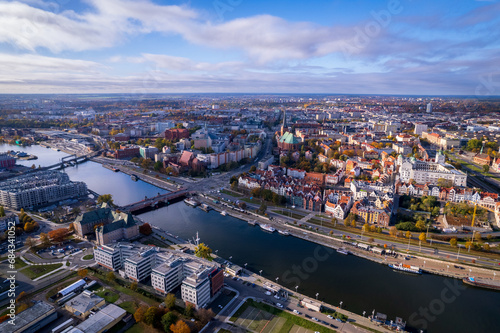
[139,146,159,160]
[0,214,19,232]
[414,123,428,135]
[0,301,57,333]
[0,153,15,168]
[68,303,126,333]
[426,103,432,113]
[164,128,190,141]
[208,267,224,297]
[112,145,139,159]
[73,204,139,245]
[398,155,467,187]
[0,171,87,209]
[151,257,184,294]
[181,269,211,309]
[300,298,322,312]
[473,153,491,166]
[65,291,105,319]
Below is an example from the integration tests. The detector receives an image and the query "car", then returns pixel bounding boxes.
[293,310,301,315]
[327,315,334,319]
[336,318,343,322]
[265,291,272,296]
[312,317,319,322]
[274,295,280,300]
[276,303,283,308]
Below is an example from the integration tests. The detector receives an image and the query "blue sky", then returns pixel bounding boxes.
[0,0,499,95]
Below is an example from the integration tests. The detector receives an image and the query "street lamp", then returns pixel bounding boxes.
[423,261,426,269]
[494,272,496,281]
[276,277,279,284]
[363,311,366,317]
[259,270,263,276]
[456,246,461,260]
[469,269,472,277]
[215,250,218,255]
[447,265,449,273]
[316,293,319,300]
[339,301,343,308]
[229,256,232,261]
[295,286,299,293]
[244,263,248,273]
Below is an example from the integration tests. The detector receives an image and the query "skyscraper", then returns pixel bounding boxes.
[426,103,432,113]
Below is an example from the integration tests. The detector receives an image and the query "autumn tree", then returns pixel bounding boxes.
[184,303,194,317]
[144,306,158,326]
[362,223,370,232]
[406,231,412,239]
[389,226,398,238]
[48,228,69,243]
[106,271,116,282]
[97,194,114,206]
[194,243,212,260]
[130,281,138,291]
[68,222,75,233]
[139,223,153,235]
[40,232,51,247]
[134,305,147,323]
[164,293,176,310]
[419,232,427,243]
[77,269,88,278]
[170,320,190,333]
[24,236,36,248]
[449,238,457,247]
[197,308,215,325]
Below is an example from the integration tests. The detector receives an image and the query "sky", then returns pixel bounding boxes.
[0,0,499,95]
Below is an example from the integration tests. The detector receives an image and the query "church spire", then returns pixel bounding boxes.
[281,109,287,136]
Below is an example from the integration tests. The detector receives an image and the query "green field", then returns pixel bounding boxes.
[231,301,335,333]
[20,263,62,279]
[96,289,120,303]
[82,254,94,260]
[14,257,28,269]
[118,301,137,314]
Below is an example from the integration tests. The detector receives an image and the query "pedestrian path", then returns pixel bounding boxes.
[298,212,316,223]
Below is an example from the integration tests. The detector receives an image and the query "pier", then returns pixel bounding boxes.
[120,189,190,213]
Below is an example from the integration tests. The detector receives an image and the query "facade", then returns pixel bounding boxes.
[112,145,139,159]
[164,128,190,141]
[398,156,467,187]
[0,214,19,232]
[181,270,211,309]
[0,170,87,209]
[0,153,16,168]
[139,146,159,160]
[414,123,428,135]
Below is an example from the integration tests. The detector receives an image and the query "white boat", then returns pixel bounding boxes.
[220,211,227,216]
[248,220,256,226]
[336,248,350,255]
[278,230,290,236]
[184,198,199,207]
[389,263,422,275]
[259,224,276,233]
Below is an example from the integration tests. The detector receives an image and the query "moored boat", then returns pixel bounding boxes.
[199,203,211,212]
[337,247,350,255]
[389,263,422,275]
[248,220,256,226]
[184,198,199,207]
[278,230,290,236]
[220,210,227,216]
[259,224,276,233]
[463,277,500,291]
[130,174,138,181]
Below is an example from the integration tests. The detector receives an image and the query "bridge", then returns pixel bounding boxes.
[120,189,190,213]
[40,151,100,171]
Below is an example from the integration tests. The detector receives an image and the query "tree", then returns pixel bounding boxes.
[474,232,482,242]
[406,230,412,239]
[415,220,426,231]
[134,305,147,323]
[24,236,36,248]
[164,293,176,310]
[194,243,212,259]
[139,223,153,235]
[106,271,116,282]
[230,181,238,191]
[0,206,5,217]
[170,320,190,333]
[154,161,163,171]
[97,194,114,206]
[197,308,215,325]
[350,219,356,228]
[389,226,398,237]
[184,303,194,317]
[258,202,267,215]
[238,202,247,210]
[362,223,370,232]
[48,228,69,243]
[483,243,491,251]
[24,221,37,233]
[437,178,453,188]
[449,238,457,247]
[162,312,178,332]
[77,269,88,278]
[39,232,51,247]
[16,291,26,302]
[419,232,427,243]
[144,306,158,326]
[249,165,257,172]
[482,164,490,173]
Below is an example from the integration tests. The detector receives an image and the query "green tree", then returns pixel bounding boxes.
[40,232,51,247]
[258,202,267,215]
[449,238,457,247]
[162,312,178,332]
[482,164,489,173]
[130,281,138,291]
[154,161,163,171]
[164,293,176,310]
[106,271,116,282]
[184,303,194,317]
[144,306,158,326]
[0,206,5,217]
[97,194,114,206]
[231,180,238,191]
[194,243,212,259]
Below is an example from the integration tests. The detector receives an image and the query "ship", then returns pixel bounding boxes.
[278,230,290,236]
[389,263,422,275]
[112,167,120,172]
[463,277,500,291]
[259,224,276,233]
[130,174,138,181]
[337,248,350,255]
[199,203,211,212]
[184,198,199,207]
[220,211,227,216]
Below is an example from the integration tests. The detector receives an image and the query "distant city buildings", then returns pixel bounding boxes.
[426,103,433,113]
[0,152,16,168]
[0,170,87,209]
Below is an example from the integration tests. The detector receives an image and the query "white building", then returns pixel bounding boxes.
[414,123,428,135]
[426,103,432,113]
[181,269,211,309]
[398,155,466,187]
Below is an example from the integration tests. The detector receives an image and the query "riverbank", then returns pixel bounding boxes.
[196,194,500,287]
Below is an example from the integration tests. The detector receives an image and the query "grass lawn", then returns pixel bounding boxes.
[82,254,94,260]
[118,301,137,314]
[141,238,170,248]
[14,257,28,269]
[221,189,243,197]
[96,289,120,303]
[125,322,162,333]
[20,263,62,279]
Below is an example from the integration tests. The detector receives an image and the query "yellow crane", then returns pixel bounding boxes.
[471,203,478,227]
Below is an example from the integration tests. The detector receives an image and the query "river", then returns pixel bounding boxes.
[2,143,499,332]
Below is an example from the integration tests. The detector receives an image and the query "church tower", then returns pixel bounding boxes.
[280,109,287,136]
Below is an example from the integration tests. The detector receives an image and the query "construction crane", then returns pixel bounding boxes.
[471,203,478,227]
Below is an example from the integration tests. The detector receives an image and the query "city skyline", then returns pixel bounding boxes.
[0,0,499,95]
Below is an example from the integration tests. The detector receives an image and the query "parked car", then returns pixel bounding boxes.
[276,303,283,308]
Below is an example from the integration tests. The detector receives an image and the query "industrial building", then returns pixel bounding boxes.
[66,304,126,333]
[0,301,57,333]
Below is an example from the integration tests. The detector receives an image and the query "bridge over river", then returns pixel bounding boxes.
[119,189,190,213]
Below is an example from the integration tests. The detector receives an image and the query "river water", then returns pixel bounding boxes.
[2,143,499,332]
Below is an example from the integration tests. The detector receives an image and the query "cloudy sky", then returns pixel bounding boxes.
[0,0,499,95]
